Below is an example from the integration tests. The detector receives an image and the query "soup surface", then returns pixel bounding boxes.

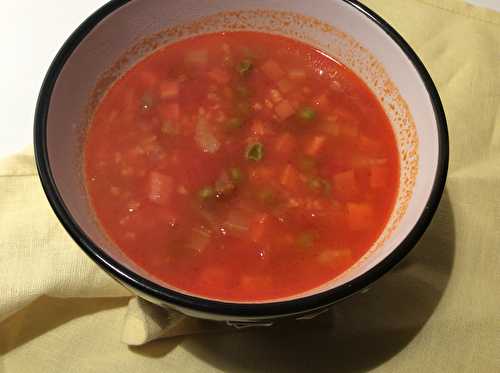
[85,32,399,301]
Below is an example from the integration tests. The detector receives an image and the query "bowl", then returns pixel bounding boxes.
[34,0,448,323]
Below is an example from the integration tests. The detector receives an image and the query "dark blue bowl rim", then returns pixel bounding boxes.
[34,0,449,318]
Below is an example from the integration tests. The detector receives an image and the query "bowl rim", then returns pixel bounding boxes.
[34,0,449,318]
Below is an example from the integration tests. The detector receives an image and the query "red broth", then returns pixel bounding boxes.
[85,32,399,301]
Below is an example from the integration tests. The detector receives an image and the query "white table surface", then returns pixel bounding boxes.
[0,0,497,159]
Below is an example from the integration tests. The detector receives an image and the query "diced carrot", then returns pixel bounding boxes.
[277,79,294,93]
[347,202,373,230]
[304,135,327,156]
[159,102,180,121]
[207,68,231,84]
[261,59,285,81]
[370,165,388,188]
[148,171,173,205]
[280,164,300,190]
[250,213,271,243]
[274,132,296,156]
[313,93,330,110]
[159,80,179,99]
[275,100,295,121]
[332,170,359,201]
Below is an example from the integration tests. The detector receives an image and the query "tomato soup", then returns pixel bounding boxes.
[85,32,399,301]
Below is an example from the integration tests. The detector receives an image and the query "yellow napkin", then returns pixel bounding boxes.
[1,0,499,371]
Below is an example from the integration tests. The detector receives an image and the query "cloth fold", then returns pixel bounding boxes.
[122,298,233,345]
[1,1,499,372]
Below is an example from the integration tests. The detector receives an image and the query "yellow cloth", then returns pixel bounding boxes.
[1,0,499,371]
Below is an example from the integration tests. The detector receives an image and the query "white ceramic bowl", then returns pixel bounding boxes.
[34,0,448,322]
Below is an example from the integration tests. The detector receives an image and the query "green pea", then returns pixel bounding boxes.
[246,143,264,161]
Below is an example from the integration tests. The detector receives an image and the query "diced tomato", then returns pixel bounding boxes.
[275,100,295,121]
[159,80,179,99]
[159,102,180,121]
[261,59,285,81]
[370,165,388,188]
[347,203,373,230]
[280,164,300,190]
[274,132,296,156]
[148,171,173,205]
[332,170,359,201]
[207,68,231,84]
[304,135,327,156]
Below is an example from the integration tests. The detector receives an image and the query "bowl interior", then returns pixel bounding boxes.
[43,0,439,303]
